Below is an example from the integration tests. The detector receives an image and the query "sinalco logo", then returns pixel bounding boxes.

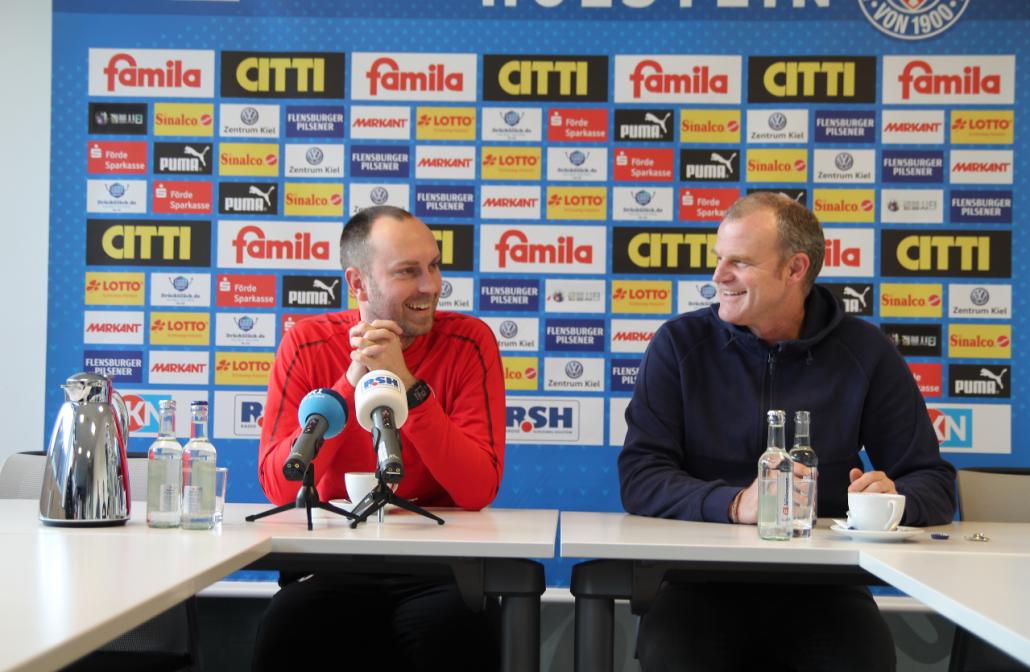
[858,0,970,41]
[284,183,344,217]
[879,283,942,318]
[153,103,214,137]
[948,324,1011,359]
[503,356,539,391]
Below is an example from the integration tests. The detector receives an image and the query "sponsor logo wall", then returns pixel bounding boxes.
[49,3,1027,548]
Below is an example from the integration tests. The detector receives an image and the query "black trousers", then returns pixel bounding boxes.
[636,582,896,672]
[252,572,500,672]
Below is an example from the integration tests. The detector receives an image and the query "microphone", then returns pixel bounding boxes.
[354,370,408,484]
[282,388,348,481]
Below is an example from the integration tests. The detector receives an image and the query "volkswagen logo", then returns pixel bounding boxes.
[767,112,788,131]
[499,320,518,339]
[969,287,990,306]
[240,107,260,126]
[564,360,584,379]
[305,147,324,165]
[440,280,453,299]
[834,152,854,171]
[370,187,389,205]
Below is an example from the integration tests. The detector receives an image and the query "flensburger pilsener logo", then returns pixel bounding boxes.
[858,0,970,41]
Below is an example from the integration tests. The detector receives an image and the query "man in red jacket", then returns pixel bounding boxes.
[253,206,506,672]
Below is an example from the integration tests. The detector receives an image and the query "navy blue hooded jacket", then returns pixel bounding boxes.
[618,284,956,526]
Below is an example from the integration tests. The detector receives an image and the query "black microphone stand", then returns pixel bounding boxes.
[348,427,445,528]
[246,460,357,531]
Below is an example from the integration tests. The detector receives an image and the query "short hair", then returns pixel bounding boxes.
[723,192,825,291]
[339,205,414,272]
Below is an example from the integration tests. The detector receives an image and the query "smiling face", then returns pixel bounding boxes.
[352,215,442,345]
[712,208,809,343]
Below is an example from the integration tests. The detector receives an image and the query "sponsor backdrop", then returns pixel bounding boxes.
[50,0,1029,584]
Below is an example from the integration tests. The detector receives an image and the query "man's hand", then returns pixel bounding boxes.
[347,320,417,388]
[848,468,897,494]
[733,479,760,525]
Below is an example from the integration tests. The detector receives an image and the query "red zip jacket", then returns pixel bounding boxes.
[259,310,505,510]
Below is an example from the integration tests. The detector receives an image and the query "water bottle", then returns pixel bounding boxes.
[758,409,792,540]
[181,401,217,530]
[147,400,182,528]
[789,410,818,539]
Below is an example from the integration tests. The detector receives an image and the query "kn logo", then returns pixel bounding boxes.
[502,356,539,391]
[859,0,970,41]
[213,391,266,438]
[153,103,214,137]
[926,404,1010,454]
[221,52,346,99]
[747,57,877,104]
[87,141,147,174]
[218,221,336,270]
[352,53,477,102]
[505,397,604,445]
[150,312,210,346]
[480,225,605,274]
[86,220,212,268]
[882,56,1015,105]
[84,271,145,306]
[483,55,609,102]
[819,228,874,278]
[89,49,214,98]
[214,352,276,386]
[121,390,207,437]
[613,55,741,104]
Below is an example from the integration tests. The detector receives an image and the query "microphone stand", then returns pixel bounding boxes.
[348,477,445,528]
[245,460,357,531]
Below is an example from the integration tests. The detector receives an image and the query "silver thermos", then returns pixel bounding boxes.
[40,372,131,526]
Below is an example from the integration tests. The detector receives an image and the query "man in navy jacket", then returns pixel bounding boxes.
[619,192,955,671]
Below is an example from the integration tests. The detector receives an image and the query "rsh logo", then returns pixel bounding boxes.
[507,403,574,433]
[362,375,401,391]
[928,407,972,449]
[240,400,264,427]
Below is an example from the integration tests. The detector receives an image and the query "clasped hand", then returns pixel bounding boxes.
[346,319,417,389]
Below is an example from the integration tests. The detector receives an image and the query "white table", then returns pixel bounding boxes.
[232,503,558,672]
[560,512,1030,671]
[0,500,271,672]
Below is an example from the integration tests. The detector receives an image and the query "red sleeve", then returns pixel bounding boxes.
[401,321,506,511]
[257,324,357,505]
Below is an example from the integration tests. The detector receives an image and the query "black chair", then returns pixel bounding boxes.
[948,467,1030,672]
[0,451,202,671]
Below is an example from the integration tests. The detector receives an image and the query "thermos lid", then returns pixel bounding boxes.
[62,372,112,403]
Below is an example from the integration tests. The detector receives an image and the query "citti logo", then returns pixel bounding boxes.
[629,60,728,99]
[102,52,203,92]
[898,61,1002,101]
[494,230,593,269]
[367,58,463,96]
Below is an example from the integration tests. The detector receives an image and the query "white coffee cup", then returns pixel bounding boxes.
[847,492,906,531]
[345,472,378,505]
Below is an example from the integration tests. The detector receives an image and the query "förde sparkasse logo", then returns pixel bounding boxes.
[859,0,970,41]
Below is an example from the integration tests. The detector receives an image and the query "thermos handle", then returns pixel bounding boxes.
[111,390,129,447]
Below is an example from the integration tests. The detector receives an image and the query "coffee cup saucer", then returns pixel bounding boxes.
[829,521,924,542]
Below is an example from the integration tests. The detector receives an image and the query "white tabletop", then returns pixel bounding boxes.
[560,512,1030,667]
[230,503,558,559]
[0,500,271,672]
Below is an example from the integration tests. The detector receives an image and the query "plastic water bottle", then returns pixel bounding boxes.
[758,410,792,540]
[146,400,182,528]
[789,410,818,539]
[181,401,217,530]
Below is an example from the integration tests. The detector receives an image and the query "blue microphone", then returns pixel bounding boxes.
[282,388,348,481]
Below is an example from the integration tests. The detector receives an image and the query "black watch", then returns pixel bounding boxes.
[407,379,432,409]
